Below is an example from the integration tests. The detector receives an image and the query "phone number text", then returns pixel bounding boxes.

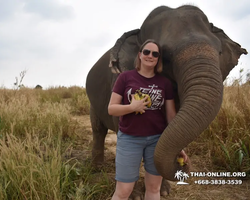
[194,179,242,185]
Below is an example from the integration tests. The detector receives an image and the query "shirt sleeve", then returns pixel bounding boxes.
[165,79,174,100]
[112,73,125,96]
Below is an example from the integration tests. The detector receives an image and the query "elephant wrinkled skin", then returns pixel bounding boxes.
[86,5,247,185]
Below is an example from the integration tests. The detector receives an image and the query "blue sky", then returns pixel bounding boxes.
[0,0,249,88]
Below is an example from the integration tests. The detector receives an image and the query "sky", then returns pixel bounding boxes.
[0,0,249,89]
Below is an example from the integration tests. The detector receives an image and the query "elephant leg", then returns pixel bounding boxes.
[129,181,144,200]
[90,106,108,166]
[160,179,171,196]
[127,179,170,200]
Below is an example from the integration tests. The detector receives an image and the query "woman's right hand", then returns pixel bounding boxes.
[130,95,149,114]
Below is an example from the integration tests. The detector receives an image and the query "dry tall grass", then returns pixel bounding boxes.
[189,84,250,176]
[0,86,97,200]
[0,84,249,199]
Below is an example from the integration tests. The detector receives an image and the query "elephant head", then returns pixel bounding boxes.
[109,5,247,181]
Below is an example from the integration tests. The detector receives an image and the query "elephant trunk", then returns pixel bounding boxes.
[154,43,223,180]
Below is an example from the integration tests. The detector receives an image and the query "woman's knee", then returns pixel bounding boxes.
[146,184,161,194]
[113,181,135,199]
[144,172,162,193]
[145,180,161,193]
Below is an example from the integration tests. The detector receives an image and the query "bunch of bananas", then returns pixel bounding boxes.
[134,90,152,114]
[177,157,186,166]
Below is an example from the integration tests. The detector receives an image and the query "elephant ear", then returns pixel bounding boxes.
[109,29,141,73]
[210,23,248,80]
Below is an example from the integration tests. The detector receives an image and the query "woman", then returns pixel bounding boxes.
[108,39,187,200]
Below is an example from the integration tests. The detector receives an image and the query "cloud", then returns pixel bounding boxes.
[0,0,22,21]
[0,0,249,88]
[0,0,74,21]
[23,0,74,21]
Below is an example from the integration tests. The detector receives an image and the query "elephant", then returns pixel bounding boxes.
[86,4,247,197]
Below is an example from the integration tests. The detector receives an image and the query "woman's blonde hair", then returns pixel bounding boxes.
[134,39,163,73]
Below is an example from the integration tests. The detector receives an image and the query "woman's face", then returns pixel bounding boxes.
[139,42,159,70]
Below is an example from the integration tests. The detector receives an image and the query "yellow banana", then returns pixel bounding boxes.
[134,91,141,114]
[177,157,185,166]
[142,93,152,108]
[133,90,152,114]
[134,92,141,100]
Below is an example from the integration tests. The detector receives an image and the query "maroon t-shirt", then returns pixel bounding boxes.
[112,69,174,136]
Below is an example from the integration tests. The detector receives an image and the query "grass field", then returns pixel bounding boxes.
[0,84,249,199]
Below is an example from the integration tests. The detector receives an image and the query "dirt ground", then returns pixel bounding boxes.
[72,115,250,200]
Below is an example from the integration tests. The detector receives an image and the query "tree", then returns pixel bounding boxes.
[246,72,250,84]
[35,85,43,89]
[14,70,27,89]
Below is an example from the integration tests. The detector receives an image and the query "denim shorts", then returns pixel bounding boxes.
[115,130,161,183]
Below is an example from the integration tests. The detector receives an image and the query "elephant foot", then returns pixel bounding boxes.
[92,150,104,167]
[128,179,171,199]
[129,191,144,200]
[160,179,171,196]
[129,181,144,200]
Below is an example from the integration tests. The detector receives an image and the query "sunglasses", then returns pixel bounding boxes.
[142,49,160,58]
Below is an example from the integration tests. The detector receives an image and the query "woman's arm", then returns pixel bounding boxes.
[108,92,149,116]
[165,99,176,123]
